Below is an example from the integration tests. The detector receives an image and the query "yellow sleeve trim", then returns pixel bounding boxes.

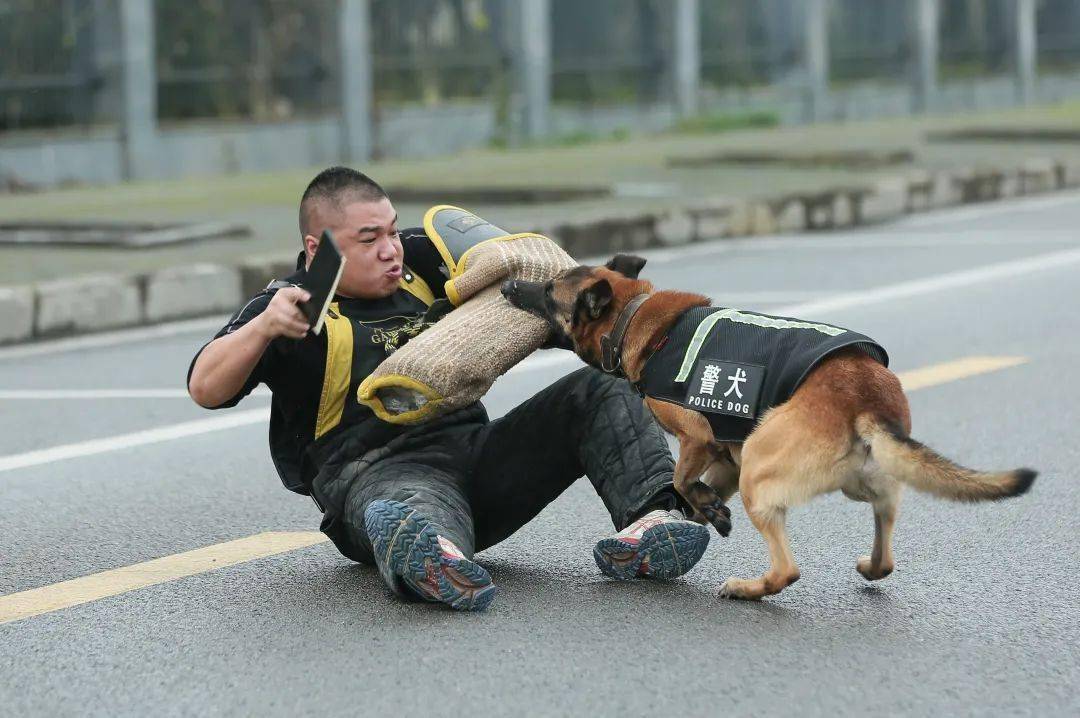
[444,279,463,307]
[315,303,353,439]
[423,204,464,277]
[356,374,445,425]
[423,203,543,280]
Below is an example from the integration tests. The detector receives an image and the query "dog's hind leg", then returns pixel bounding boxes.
[842,449,902,581]
[856,493,899,581]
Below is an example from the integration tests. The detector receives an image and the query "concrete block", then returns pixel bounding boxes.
[239,253,300,299]
[905,170,936,212]
[556,215,656,257]
[749,203,778,235]
[35,273,142,337]
[617,216,657,251]
[802,192,839,230]
[144,264,243,322]
[725,201,778,236]
[0,285,34,344]
[998,171,1021,199]
[909,170,962,210]
[862,177,908,224]
[1017,157,1057,195]
[832,193,856,228]
[1061,161,1080,188]
[930,171,963,208]
[772,200,805,233]
[1051,161,1068,189]
[951,168,1005,203]
[654,210,694,246]
[725,202,756,237]
[687,200,739,240]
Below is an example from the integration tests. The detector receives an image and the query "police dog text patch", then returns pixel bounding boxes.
[683,359,765,419]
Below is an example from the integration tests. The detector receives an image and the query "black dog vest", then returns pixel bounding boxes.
[636,306,888,442]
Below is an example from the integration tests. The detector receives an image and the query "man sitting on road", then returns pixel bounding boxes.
[186,166,709,611]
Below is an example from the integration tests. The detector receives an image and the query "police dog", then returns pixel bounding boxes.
[501,255,1035,600]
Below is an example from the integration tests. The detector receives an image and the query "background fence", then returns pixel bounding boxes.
[2,0,1080,186]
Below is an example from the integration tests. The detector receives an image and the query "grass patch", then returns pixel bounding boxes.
[489,127,631,151]
[672,110,780,135]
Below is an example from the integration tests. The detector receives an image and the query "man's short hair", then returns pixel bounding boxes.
[299,166,387,239]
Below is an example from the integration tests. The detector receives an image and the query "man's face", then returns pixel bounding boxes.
[305,197,404,299]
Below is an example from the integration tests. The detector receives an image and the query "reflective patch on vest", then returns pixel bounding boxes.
[683,358,765,420]
[675,308,847,382]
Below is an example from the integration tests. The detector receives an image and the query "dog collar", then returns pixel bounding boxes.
[600,293,651,375]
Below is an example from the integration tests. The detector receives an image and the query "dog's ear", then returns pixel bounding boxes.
[605,254,647,279]
[578,279,613,321]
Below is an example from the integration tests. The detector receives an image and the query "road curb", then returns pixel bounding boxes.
[144,264,243,323]
[1,156,1077,346]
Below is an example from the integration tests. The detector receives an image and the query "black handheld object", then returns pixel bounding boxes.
[299,229,346,335]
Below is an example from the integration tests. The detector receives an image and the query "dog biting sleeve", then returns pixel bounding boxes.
[356,205,578,425]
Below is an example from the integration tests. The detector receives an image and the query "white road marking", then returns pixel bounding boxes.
[0,408,269,474]
[687,290,831,303]
[0,315,228,362]
[765,245,1080,318]
[897,190,1080,228]
[627,230,1078,264]
[0,354,1030,626]
[515,245,1080,376]
[1,246,1076,475]
[6,191,1080,365]
[0,388,271,400]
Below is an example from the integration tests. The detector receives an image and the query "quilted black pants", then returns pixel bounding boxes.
[318,367,683,594]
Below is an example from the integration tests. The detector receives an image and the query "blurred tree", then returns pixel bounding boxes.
[940,0,1012,77]
[371,0,499,106]
[701,0,771,89]
[551,0,671,105]
[155,0,335,121]
[0,0,85,130]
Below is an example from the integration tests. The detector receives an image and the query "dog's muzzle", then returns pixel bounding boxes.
[501,279,573,350]
[500,279,546,316]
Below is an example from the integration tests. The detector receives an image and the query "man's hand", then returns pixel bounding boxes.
[190,287,308,408]
[255,286,312,340]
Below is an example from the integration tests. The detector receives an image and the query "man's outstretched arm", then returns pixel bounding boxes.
[188,286,310,408]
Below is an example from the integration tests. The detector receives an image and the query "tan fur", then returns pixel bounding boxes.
[542,262,1036,601]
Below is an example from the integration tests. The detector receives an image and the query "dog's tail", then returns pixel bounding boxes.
[855,414,1036,502]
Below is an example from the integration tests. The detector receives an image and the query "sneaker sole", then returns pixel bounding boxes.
[364,499,496,611]
[593,520,710,581]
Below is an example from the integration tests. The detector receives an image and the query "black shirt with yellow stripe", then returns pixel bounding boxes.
[187,229,449,495]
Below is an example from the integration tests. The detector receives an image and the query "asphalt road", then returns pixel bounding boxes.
[1,192,1078,716]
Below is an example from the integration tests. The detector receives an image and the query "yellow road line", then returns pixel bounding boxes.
[0,531,328,626]
[0,355,1031,627]
[898,356,1028,392]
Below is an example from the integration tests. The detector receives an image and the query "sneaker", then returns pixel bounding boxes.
[593,509,710,580]
[364,499,496,611]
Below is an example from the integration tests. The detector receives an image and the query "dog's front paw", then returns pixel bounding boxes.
[688,510,708,525]
[702,504,732,537]
[718,578,760,601]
